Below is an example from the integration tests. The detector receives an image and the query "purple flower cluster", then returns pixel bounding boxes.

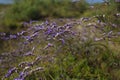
[1,17,119,79]
[3,56,44,80]
[14,67,43,80]
[0,18,83,79]
[4,67,17,78]
[2,19,78,79]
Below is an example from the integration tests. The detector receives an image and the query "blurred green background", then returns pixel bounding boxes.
[0,0,89,33]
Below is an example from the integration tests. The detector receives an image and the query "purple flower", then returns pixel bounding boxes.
[14,78,24,80]
[97,20,101,23]
[23,51,33,56]
[51,22,56,26]
[54,33,61,38]
[48,43,53,47]
[1,37,9,40]
[32,32,39,37]
[112,24,117,28]
[34,25,44,31]
[10,35,17,39]
[115,13,120,17]
[5,67,17,78]
[27,62,34,67]
[44,43,53,49]
[34,56,42,63]
[17,31,26,36]
[18,62,28,67]
[22,36,33,42]
[71,31,76,35]
[107,31,113,36]
[65,25,72,30]
[0,32,6,36]
[59,39,65,44]
[45,29,52,35]
[117,32,120,35]
[45,20,49,25]
[23,41,29,45]
[23,22,29,27]
[18,62,33,68]
[19,72,25,78]
[15,71,27,80]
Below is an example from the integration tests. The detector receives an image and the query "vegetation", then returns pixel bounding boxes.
[0,0,88,32]
[0,0,120,80]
